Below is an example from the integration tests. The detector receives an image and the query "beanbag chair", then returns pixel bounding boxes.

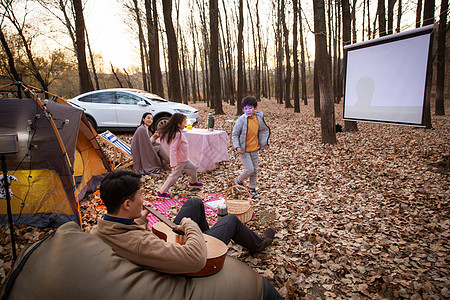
[1,221,263,300]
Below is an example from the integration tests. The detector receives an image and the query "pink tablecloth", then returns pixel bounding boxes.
[161,129,229,172]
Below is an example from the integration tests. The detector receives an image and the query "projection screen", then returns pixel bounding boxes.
[343,25,434,126]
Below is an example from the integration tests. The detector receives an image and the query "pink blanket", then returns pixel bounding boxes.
[146,193,224,227]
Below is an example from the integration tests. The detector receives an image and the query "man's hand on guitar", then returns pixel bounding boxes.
[174,217,192,235]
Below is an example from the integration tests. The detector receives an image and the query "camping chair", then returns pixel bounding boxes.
[98,130,133,170]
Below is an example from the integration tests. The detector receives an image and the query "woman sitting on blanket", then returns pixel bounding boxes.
[131,113,170,175]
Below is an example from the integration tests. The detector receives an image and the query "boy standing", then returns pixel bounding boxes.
[232,96,270,198]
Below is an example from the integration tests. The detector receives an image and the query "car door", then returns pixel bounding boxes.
[115,92,154,128]
[79,92,118,127]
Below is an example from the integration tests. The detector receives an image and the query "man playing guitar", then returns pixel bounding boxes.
[91,170,281,299]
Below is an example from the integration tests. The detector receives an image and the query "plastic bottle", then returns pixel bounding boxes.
[186,119,192,130]
[207,112,214,131]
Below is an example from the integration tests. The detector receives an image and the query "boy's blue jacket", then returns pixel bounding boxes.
[232,111,270,152]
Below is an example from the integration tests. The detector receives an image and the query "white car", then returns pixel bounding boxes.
[68,89,199,131]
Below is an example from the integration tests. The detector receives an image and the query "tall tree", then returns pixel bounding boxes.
[282,0,293,108]
[378,0,387,36]
[434,0,447,115]
[236,0,244,115]
[422,0,435,128]
[162,0,182,102]
[1,1,50,93]
[342,0,358,132]
[196,0,210,106]
[73,0,94,93]
[313,0,336,144]
[188,9,198,103]
[299,2,308,105]
[36,0,94,92]
[209,0,223,114]
[131,0,149,91]
[415,0,423,27]
[396,0,402,32]
[220,0,235,104]
[0,28,21,81]
[387,0,397,34]
[275,0,284,104]
[293,0,300,113]
[145,0,164,97]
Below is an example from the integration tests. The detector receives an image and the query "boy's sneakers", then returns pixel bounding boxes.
[157,191,170,198]
[248,188,260,199]
[234,179,244,193]
[251,227,275,254]
[188,182,203,189]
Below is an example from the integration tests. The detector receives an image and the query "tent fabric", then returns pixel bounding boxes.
[0,90,111,228]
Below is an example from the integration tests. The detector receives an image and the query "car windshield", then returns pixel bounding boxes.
[133,90,167,102]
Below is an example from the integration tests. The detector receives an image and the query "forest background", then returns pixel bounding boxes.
[1,0,449,142]
[1,1,450,298]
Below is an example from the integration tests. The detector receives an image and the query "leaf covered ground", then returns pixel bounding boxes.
[1,98,449,299]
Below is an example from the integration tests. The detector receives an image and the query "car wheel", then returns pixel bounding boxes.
[86,116,97,131]
[153,115,170,131]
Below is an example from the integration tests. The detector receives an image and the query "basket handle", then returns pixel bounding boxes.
[225,185,252,199]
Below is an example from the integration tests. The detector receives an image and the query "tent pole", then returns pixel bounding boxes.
[1,155,17,261]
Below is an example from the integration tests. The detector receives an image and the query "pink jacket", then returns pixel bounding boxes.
[168,131,189,167]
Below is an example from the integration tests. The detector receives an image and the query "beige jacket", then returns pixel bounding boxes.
[1,221,264,300]
[90,215,207,274]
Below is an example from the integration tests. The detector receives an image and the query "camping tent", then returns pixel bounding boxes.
[0,83,111,227]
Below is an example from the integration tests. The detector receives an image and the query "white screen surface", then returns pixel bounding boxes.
[343,26,432,126]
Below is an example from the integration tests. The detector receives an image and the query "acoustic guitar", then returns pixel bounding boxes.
[144,205,228,277]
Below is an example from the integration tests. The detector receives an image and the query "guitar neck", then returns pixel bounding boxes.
[144,205,177,230]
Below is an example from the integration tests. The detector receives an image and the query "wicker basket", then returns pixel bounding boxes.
[223,185,254,223]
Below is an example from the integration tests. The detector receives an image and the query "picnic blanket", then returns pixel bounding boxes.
[146,193,226,227]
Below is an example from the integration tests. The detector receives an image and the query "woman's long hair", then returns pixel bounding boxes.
[139,112,154,134]
[159,113,186,144]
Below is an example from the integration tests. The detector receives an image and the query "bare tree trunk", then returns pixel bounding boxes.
[196,0,210,106]
[299,3,307,105]
[313,0,336,144]
[435,0,447,115]
[111,63,124,88]
[237,0,244,114]
[396,0,402,32]
[162,0,182,102]
[85,30,99,90]
[123,68,134,88]
[210,0,223,114]
[351,0,357,42]
[188,11,198,103]
[221,0,235,105]
[276,0,284,104]
[180,36,190,104]
[293,0,300,113]
[416,0,423,27]
[342,0,358,132]
[145,0,164,97]
[2,1,49,93]
[378,0,387,37]
[387,0,397,35]
[255,0,262,101]
[282,0,292,108]
[73,0,93,93]
[367,0,372,39]
[362,0,366,40]
[0,28,21,81]
[422,0,435,128]
[314,60,321,117]
[132,0,148,91]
